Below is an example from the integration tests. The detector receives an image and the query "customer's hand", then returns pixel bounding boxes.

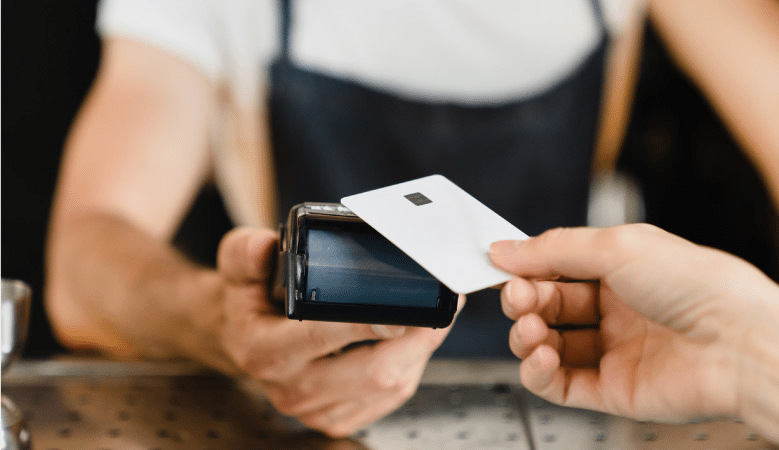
[490,224,779,441]
[215,228,456,437]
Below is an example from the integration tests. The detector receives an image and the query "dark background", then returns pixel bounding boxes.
[3,1,101,356]
[3,1,777,357]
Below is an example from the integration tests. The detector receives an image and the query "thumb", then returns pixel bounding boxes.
[489,225,661,281]
[217,227,278,283]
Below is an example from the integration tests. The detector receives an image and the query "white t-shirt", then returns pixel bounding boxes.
[96,0,644,225]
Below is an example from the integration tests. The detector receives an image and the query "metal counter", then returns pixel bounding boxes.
[2,358,775,450]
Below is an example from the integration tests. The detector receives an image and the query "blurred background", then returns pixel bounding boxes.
[3,0,778,358]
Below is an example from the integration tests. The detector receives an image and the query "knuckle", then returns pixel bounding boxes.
[396,381,418,403]
[421,328,448,349]
[539,227,570,247]
[323,422,357,439]
[605,224,658,255]
[263,386,290,413]
[543,282,563,323]
[352,322,377,340]
[275,403,300,417]
[501,298,517,320]
[367,365,397,391]
[268,388,304,416]
[306,325,336,354]
[298,413,348,438]
[509,335,524,359]
[240,352,291,380]
[216,227,247,269]
[502,279,531,319]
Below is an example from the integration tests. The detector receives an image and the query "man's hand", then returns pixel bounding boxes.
[215,228,457,437]
[490,224,779,442]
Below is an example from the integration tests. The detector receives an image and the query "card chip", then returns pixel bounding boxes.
[404,192,432,206]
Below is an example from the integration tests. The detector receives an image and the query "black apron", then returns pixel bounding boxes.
[269,1,608,357]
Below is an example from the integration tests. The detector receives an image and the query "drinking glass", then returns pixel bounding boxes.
[1,279,32,450]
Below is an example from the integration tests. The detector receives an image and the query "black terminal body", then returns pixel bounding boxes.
[272,203,459,328]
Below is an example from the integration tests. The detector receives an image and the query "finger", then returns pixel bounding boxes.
[264,338,415,417]
[295,313,456,411]
[536,281,599,325]
[322,363,424,437]
[288,326,445,403]
[520,345,603,411]
[363,293,464,380]
[359,297,464,387]
[297,400,361,438]
[217,227,278,282]
[246,297,459,405]
[366,326,451,385]
[268,323,448,417]
[297,359,423,438]
[262,323,452,433]
[502,279,600,325]
[490,225,667,281]
[500,277,538,320]
[556,328,601,367]
[246,318,406,379]
[266,293,460,374]
[510,316,601,365]
[508,314,549,359]
[519,344,560,394]
[298,386,407,438]
[262,343,378,416]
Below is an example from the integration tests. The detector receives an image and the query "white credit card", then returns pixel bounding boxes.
[341,174,529,294]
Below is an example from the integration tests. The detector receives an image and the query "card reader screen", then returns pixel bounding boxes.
[305,225,441,308]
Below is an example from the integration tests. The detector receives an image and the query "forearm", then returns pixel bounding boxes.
[46,212,236,374]
[591,7,645,174]
[650,0,779,211]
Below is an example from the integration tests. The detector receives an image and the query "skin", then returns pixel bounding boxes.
[490,224,779,443]
[649,0,779,209]
[46,39,457,437]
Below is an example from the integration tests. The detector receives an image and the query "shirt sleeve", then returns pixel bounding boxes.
[96,0,225,81]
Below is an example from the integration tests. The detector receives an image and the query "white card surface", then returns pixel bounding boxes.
[341,175,529,294]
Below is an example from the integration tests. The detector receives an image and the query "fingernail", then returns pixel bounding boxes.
[490,240,520,255]
[371,325,406,339]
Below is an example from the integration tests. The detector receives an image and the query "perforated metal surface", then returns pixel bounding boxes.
[358,385,531,449]
[524,395,778,450]
[3,359,776,450]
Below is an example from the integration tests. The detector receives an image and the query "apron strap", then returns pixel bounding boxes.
[279,0,292,61]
